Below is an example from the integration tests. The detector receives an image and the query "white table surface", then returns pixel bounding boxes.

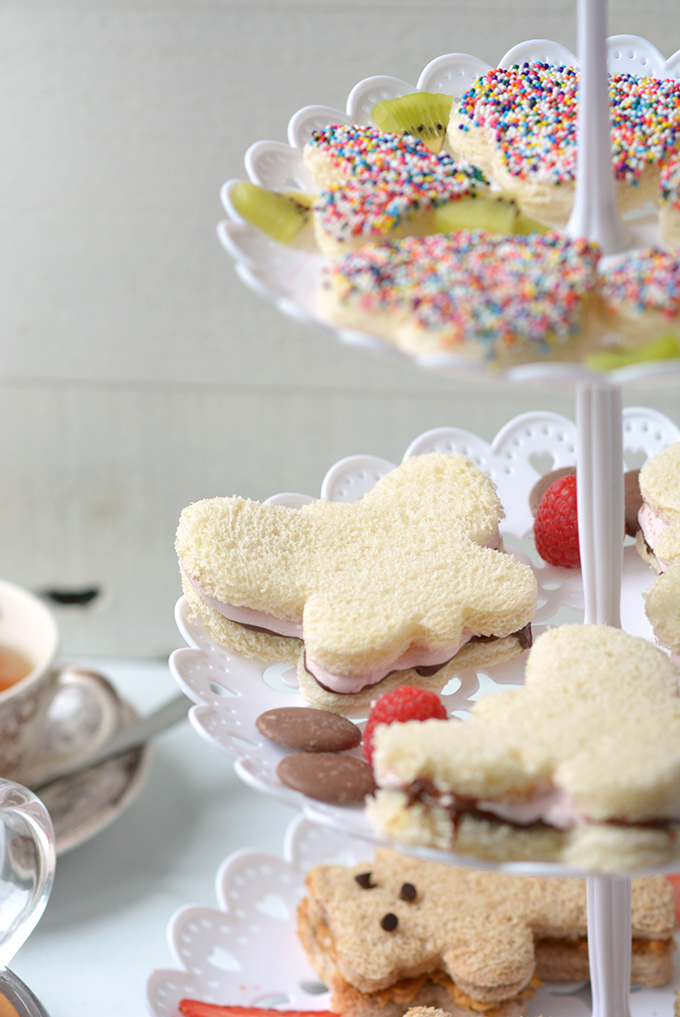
[10,656,299,1017]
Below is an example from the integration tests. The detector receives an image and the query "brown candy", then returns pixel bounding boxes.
[256,707,362,752]
[355,872,377,889]
[529,467,576,517]
[277,752,377,803]
[380,913,398,931]
[399,882,417,901]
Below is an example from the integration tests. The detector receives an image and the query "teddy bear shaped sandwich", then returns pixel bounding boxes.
[367,624,680,870]
[298,848,676,1017]
[636,441,680,665]
[176,452,537,715]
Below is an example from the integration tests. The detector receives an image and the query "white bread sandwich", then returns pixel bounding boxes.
[448,65,680,227]
[303,125,490,255]
[176,452,537,715]
[636,441,680,663]
[660,157,680,249]
[318,230,602,367]
[598,249,680,353]
[367,624,680,870]
[297,847,676,1017]
[637,442,680,575]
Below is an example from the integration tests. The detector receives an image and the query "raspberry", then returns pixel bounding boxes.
[363,686,447,763]
[534,474,580,568]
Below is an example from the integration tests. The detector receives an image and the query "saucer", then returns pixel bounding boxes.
[36,698,151,855]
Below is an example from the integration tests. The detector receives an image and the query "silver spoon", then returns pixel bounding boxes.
[31,693,191,791]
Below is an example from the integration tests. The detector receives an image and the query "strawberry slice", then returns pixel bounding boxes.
[179,1004,339,1017]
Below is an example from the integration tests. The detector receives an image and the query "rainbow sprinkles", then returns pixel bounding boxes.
[305,125,488,251]
[319,230,601,365]
[449,64,680,223]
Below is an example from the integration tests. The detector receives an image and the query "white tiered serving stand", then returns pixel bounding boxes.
[172,3,680,1017]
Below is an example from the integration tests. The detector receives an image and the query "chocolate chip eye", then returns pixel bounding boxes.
[399,882,417,901]
[355,872,377,889]
[381,913,398,932]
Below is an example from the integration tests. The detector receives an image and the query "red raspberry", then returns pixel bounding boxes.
[363,686,447,763]
[534,474,580,568]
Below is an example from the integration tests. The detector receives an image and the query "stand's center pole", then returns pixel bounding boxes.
[587,875,633,1017]
[576,379,624,626]
[566,0,628,253]
[576,375,628,1017]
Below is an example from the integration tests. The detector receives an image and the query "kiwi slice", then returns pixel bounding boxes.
[230,181,314,245]
[584,334,680,372]
[371,92,454,153]
[513,213,550,235]
[432,195,519,235]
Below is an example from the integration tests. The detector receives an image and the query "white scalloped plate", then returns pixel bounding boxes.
[145,814,680,1017]
[170,408,680,877]
[218,35,680,385]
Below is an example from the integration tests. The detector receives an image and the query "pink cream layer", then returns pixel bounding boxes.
[639,503,671,571]
[187,573,476,694]
[376,768,583,830]
[379,771,680,829]
[476,784,583,831]
[304,633,474,695]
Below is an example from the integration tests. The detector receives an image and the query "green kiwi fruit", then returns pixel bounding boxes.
[585,334,680,372]
[231,181,315,245]
[432,195,519,235]
[513,213,550,235]
[371,92,454,153]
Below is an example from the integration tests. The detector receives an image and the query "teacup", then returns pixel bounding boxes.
[0,580,122,785]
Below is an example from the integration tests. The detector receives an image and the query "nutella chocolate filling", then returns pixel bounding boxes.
[403,779,557,836]
[469,622,533,651]
[404,779,675,837]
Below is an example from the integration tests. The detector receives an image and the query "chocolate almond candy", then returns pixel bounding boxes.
[277,752,377,803]
[256,706,362,752]
[529,466,576,517]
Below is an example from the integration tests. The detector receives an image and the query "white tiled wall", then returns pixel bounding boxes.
[2,0,679,655]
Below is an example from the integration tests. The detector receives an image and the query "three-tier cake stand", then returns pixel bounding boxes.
[159,3,680,1016]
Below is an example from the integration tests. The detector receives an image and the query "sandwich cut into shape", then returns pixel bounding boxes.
[303,124,493,254]
[176,452,537,715]
[298,847,676,1017]
[368,624,680,870]
[448,64,680,226]
[636,441,680,663]
[318,230,602,367]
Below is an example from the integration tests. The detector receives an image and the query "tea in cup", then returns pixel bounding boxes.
[0,644,33,690]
